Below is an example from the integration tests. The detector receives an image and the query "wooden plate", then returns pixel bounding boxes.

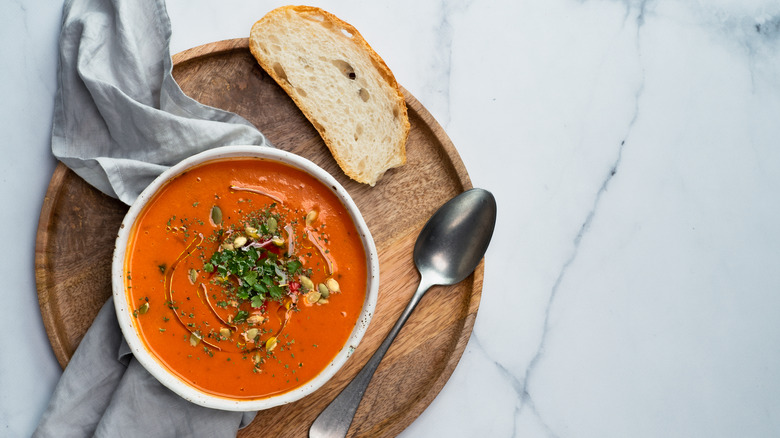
[35,38,481,437]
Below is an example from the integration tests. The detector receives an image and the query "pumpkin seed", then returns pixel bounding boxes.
[247,314,265,325]
[318,283,330,298]
[306,290,321,304]
[210,205,222,225]
[189,332,201,347]
[317,297,329,305]
[245,328,259,341]
[305,210,318,226]
[265,336,278,351]
[299,275,314,291]
[219,327,231,339]
[138,302,150,315]
[233,235,247,247]
[188,268,198,284]
[267,217,278,233]
[245,225,260,238]
[271,236,285,246]
[326,278,340,293]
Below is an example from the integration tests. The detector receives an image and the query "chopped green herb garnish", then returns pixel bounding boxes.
[233,310,249,324]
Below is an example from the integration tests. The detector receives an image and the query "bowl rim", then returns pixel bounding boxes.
[111,145,379,411]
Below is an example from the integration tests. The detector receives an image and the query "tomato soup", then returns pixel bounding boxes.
[123,157,367,400]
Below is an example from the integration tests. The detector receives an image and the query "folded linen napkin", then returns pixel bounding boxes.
[35,0,268,435]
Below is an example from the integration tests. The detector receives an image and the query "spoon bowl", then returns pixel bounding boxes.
[310,188,497,438]
[414,188,497,287]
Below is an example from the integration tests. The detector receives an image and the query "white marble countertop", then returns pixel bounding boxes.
[4,0,780,436]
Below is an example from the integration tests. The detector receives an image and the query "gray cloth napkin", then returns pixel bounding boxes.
[51,0,269,205]
[35,0,269,435]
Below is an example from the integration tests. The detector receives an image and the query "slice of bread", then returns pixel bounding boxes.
[249,6,409,186]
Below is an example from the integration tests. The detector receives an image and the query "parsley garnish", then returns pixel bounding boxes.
[204,213,303,310]
[233,310,249,324]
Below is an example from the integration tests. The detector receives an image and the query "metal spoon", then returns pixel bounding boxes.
[309,188,497,438]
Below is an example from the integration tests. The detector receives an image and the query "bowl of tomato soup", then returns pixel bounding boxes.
[112,146,379,411]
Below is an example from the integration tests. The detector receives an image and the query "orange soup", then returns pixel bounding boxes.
[123,158,367,400]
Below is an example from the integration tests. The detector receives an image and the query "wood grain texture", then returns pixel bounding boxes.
[35,165,128,368]
[35,38,482,437]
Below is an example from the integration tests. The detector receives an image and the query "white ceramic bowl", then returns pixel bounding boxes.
[112,145,379,411]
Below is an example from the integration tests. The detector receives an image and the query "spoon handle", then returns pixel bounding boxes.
[309,278,432,438]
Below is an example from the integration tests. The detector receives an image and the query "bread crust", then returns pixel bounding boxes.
[249,6,409,186]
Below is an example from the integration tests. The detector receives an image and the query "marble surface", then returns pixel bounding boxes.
[3,0,780,436]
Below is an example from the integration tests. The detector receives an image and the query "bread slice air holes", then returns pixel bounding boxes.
[305,13,326,23]
[249,6,409,186]
[272,62,288,83]
[355,123,363,141]
[331,60,356,80]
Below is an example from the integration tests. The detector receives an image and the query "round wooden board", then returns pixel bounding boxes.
[35,38,482,437]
